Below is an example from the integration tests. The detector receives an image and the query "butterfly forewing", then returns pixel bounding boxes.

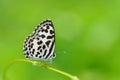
[23,20,56,61]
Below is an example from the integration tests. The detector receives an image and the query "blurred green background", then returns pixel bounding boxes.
[0,0,120,80]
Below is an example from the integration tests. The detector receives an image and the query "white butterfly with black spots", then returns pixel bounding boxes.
[23,19,56,62]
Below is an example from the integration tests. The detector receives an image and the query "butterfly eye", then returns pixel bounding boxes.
[23,19,56,62]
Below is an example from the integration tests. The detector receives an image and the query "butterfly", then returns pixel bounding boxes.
[23,19,56,62]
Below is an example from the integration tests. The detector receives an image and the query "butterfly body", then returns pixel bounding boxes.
[23,20,56,61]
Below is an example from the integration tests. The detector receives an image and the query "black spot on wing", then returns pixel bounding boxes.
[26,56,29,58]
[40,49,42,52]
[39,56,42,58]
[26,52,29,55]
[50,30,54,34]
[52,53,56,58]
[43,45,46,49]
[37,52,40,55]
[30,43,34,48]
[46,25,49,29]
[37,46,41,50]
[41,29,48,33]
[40,34,45,38]
[24,47,27,51]
[43,49,47,57]
[47,35,54,39]
[31,54,33,56]
[37,41,43,45]
[29,39,33,42]
[32,49,35,54]
[37,37,39,40]
[35,54,38,57]
[45,40,51,47]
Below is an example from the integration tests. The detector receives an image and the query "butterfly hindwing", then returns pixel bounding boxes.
[23,20,55,61]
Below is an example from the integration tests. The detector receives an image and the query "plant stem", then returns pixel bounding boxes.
[47,66,79,80]
[3,59,79,80]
